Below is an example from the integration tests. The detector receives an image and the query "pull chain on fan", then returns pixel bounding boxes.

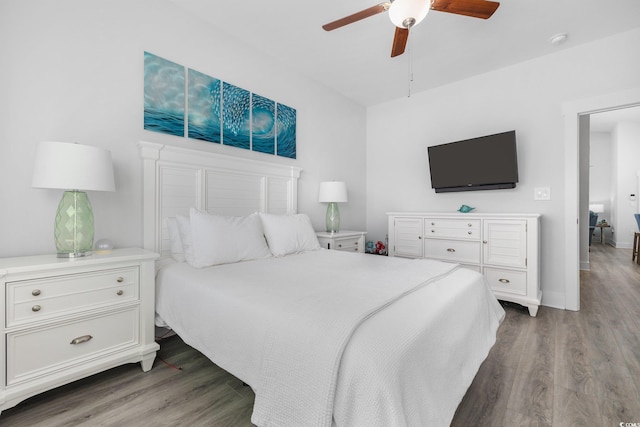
[407,28,414,97]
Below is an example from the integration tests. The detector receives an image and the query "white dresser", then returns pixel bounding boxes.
[316,231,366,253]
[388,213,541,316]
[0,248,159,414]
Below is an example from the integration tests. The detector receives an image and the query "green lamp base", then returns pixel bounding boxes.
[325,202,341,233]
[54,190,95,258]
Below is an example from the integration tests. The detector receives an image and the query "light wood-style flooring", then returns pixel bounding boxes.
[2,243,639,426]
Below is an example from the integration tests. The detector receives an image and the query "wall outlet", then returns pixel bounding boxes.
[534,187,551,201]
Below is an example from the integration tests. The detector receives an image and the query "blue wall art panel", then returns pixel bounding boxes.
[222,82,251,150]
[251,94,275,155]
[188,68,221,143]
[144,52,185,137]
[276,103,297,159]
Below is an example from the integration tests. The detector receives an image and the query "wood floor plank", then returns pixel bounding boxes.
[485,304,530,369]
[1,243,639,426]
[505,307,556,424]
[553,385,603,427]
[554,312,598,396]
[451,358,515,426]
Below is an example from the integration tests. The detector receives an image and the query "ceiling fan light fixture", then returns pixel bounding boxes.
[388,0,430,28]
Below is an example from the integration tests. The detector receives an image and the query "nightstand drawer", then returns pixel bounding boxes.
[332,236,362,252]
[6,307,140,386]
[424,240,481,264]
[424,219,480,240]
[484,267,526,296]
[316,231,366,253]
[6,267,139,327]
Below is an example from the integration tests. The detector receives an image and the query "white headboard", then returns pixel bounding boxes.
[139,141,302,257]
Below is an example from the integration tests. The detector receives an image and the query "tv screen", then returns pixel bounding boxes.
[427,130,518,193]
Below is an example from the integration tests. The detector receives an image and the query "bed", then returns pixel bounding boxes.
[140,141,505,427]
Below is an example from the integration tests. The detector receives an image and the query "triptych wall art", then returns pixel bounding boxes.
[143,52,296,159]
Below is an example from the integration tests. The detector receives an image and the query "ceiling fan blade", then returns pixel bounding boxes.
[391,27,409,57]
[322,3,390,31]
[431,0,500,19]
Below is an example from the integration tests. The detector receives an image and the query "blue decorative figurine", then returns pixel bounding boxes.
[458,205,475,213]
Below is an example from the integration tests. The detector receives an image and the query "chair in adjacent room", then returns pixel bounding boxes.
[633,214,640,264]
[589,210,598,246]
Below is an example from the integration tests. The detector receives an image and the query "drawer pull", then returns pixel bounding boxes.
[418,236,422,239]
[431,230,435,233]
[483,240,488,244]
[354,248,359,252]
[468,231,473,235]
[498,278,511,284]
[70,335,93,345]
[32,289,41,296]
[338,244,342,248]
[431,222,435,225]
[468,223,473,227]
[117,290,124,296]
[32,305,42,312]
[116,277,124,283]
[446,248,456,252]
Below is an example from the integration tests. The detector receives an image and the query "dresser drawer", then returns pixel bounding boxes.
[484,267,527,296]
[424,219,480,240]
[424,240,481,264]
[6,267,139,327]
[6,307,140,386]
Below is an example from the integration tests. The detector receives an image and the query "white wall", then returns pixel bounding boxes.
[589,131,613,224]
[612,122,640,247]
[366,28,640,309]
[0,0,367,257]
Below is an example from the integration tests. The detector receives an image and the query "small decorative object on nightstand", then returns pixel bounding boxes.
[316,230,366,253]
[0,248,159,415]
[94,238,114,254]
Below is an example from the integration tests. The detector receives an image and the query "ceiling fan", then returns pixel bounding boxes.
[322,0,500,57]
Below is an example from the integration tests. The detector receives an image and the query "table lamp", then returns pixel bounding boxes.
[32,141,115,257]
[589,203,604,214]
[318,181,348,233]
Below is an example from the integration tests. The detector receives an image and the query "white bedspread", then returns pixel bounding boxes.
[155,250,504,427]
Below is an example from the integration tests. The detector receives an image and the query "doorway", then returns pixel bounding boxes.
[565,88,640,311]
[587,106,640,256]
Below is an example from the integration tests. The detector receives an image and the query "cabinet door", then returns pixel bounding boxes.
[483,220,527,268]
[394,218,423,258]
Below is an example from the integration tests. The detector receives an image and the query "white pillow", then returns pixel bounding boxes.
[189,208,272,268]
[166,218,185,262]
[259,213,321,257]
[176,214,195,266]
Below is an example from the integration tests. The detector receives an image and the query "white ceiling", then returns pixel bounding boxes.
[168,0,640,107]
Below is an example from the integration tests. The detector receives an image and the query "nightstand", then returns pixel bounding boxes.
[316,231,367,253]
[0,248,159,414]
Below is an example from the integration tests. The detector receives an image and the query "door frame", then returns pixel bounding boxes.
[563,88,640,311]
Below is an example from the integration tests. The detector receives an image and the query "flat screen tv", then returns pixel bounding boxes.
[427,130,518,193]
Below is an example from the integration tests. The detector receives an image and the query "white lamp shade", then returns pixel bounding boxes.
[318,181,348,203]
[388,0,430,28]
[589,203,605,213]
[32,141,115,192]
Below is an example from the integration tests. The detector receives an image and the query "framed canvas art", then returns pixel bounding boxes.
[144,52,185,137]
[188,68,222,144]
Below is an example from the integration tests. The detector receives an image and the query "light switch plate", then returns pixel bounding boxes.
[534,187,551,201]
